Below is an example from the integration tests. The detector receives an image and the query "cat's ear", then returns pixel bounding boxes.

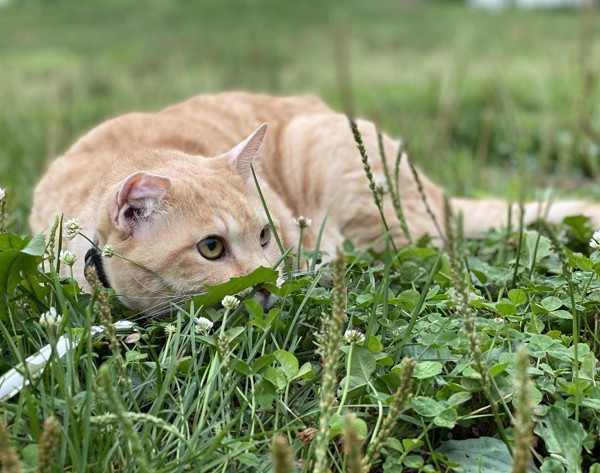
[228,123,267,180]
[113,171,171,230]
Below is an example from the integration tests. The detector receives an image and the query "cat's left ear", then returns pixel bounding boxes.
[113,171,171,231]
[228,123,267,180]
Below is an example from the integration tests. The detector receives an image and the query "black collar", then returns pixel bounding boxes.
[84,246,111,288]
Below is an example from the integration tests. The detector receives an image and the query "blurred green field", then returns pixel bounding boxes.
[2,0,600,233]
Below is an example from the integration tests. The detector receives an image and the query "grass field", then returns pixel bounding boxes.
[2,0,600,471]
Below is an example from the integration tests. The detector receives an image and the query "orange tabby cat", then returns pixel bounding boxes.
[30,92,600,313]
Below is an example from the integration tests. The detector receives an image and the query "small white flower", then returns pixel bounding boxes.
[590,231,600,249]
[164,323,177,335]
[102,244,114,258]
[374,179,389,195]
[59,250,77,267]
[294,216,312,229]
[63,219,82,240]
[222,295,240,310]
[0,188,5,201]
[40,307,62,328]
[195,316,214,334]
[344,329,365,345]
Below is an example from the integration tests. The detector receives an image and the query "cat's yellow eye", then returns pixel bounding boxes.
[259,225,271,247]
[197,236,225,260]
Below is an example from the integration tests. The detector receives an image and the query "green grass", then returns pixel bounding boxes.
[2,0,600,471]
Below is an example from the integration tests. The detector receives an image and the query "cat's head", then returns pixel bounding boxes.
[94,124,297,315]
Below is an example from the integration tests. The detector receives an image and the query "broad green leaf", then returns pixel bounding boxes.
[534,406,585,472]
[402,438,424,452]
[244,299,264,318]
[566,249,593,272]
[191,266,278,307]
[581,386,600,410]
[527,334,554,358]
[348,346,376,382]
[549,310,572,320]
[0,233,45,304]
[261,366,286,391]
[521,230,551,268]
[22,233,46,256]
[231,359,251,376]
[546,343,571,362]
[495,298,516,316]
[238,452,259,467]
[329,414,368,441]
[447,392,472,406]
[508,288,527,305]
[341,375,369,393]
[385,438,403,452]
[0,249,42,296]
[226,326,245,343]
[563,216,594,243]
[404,455,424,469]
[436,437,514,472]
[567,343,590,361]
[489,362,509,377]
[291,362,314,381]
[411,396,444,417]
[274,349,298,380]
[541,296,563,312]
[0,233,30,251]
[580,397,600,410]
[433,407,457,428]
[355,294,374,307]
[253,354,276,374]
[540,458,566,473]
[254,378,277,409]
[367,335,383,353]
[413,361,443,380]
[125,350,147,362]
[20,444,38,469]
[328,413,344,440]
[395,289,420,310]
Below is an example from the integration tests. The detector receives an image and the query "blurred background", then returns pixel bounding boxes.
[1,0,599,233]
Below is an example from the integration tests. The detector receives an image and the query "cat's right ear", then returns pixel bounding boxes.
[228,123,267,181]
[113,171,171,231]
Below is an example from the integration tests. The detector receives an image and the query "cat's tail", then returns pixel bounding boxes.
[450,197,600,239]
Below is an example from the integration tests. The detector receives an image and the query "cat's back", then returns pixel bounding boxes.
[66,91,332,156]
[159,91,333,151]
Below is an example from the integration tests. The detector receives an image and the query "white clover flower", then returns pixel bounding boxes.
[40,307,62,328]
[63,219,82,240]
[102,244,114,258]
[294,216,312,229]
[344,329,365,345]
[195,316,214,334]
[222,295,240,310]
[374,179,389,195]
[59,250,77,267]
[590,231,600,249]
[0,188,5,201]
[164,323,177,335]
